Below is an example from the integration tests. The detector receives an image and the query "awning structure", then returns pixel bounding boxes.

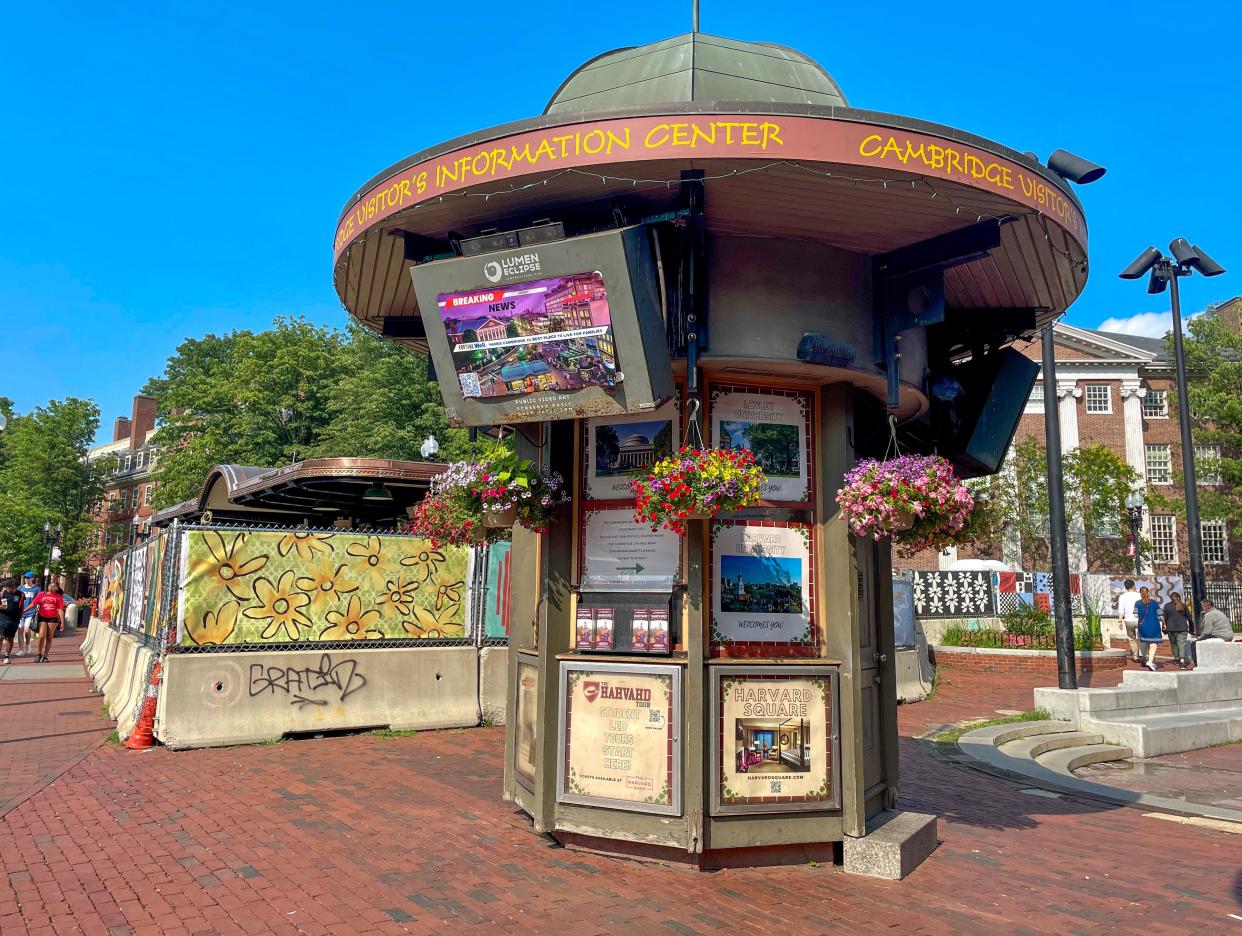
[151,458,446,528]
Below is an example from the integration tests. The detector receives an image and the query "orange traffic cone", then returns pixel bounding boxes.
[124,661,162,751]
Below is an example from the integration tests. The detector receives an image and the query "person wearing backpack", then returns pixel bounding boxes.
[31,583,65,663]
[0,580,24,665]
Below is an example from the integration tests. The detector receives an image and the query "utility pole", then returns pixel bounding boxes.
[1042,324,1077,690]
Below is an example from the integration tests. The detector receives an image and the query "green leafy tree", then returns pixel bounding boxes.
[967,437,1142,570]
[0,398,111,578]
[595,424,620,471]
[1166,309,1242,525]
[312,326,479,463]
[744,423,800,477]
[144,319,483,508]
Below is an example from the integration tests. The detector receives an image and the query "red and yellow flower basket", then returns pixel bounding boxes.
[630,447,766,535]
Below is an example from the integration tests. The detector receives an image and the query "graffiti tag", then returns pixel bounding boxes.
[248,655,367,708]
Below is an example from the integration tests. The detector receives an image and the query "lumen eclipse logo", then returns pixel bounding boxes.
[482,252,541,284]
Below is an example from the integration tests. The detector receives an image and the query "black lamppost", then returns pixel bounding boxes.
[42,521,63,588]
[129,513,141,547]
[1125,490,1145,577]
[1120,240,1227,617]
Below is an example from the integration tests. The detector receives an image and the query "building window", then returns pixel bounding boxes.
[1085,384,1112,414]
[144,486,153,506]
[1150,515,1177,563]
[1027,382,1044,409]
[123,454,133,472]
[1092,514,1122,538]
[1202,521,1230,564]
[1143,390,1168,418]
[136,451,145,469]
[1145,444,1172,484]
[1195,445,1222,485]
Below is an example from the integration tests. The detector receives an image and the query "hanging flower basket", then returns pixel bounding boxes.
[409,450,569,547]
[630,447,766,535]
[835,454,974,555]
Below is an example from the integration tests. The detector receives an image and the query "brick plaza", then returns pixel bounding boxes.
[1,634,1238,934]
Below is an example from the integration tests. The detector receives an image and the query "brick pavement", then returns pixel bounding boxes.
[1,652,1240,934]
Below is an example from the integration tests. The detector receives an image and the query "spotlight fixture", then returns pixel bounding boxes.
[1119,247,1162,280]
[1146,269,1168,295]
[362,482,394,503]
[1169,238,1199,267]
[1192,245,1226,277]
[1046,149,1107,184]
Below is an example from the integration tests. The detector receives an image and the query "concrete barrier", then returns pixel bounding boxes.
[479,646,509,725]
[156,645,483,749]
[82,623,157,739]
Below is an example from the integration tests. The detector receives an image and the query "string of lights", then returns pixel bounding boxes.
[344,159,1090,273]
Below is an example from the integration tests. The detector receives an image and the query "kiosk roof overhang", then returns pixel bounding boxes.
[335,102,1088,345]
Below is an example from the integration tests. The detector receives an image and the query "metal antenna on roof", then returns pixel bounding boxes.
[692,0,699,32]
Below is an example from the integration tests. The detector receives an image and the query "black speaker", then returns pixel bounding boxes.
[940,347,1038,476]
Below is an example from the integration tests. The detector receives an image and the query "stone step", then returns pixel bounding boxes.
[1082,707,1242,759]
[1036,743,1132,773]
[1076,686,1177,714]
[1119,668,1242,706]
[955,720,1074,748]
[998,731,1104,760]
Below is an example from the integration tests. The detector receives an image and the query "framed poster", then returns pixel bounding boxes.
[585,400,680,500]
[711,521,813,645]
[709,665,839,815]
[557,661,681,816]
[581,507,681,589]
[711,389,809,502]
[514,656,539,791]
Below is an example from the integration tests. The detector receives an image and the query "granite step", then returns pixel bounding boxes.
[1036,742,1133,773]
[998,731,1104,760]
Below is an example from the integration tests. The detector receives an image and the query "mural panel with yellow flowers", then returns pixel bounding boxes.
[176,529,469,647]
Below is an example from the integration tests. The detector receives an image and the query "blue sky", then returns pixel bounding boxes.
[4,2,1238,444]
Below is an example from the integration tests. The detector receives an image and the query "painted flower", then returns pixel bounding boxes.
[243,570,312,641]
[402,605,465,638]
[185,600,239,646]
[400,545,447,582]
[295,559,358,612]
[345,535,388,588]
[319,595,383,641]
[432,574,465,612]
[188,530,268,600]
[376,578,419,617]
[277,530,334,561]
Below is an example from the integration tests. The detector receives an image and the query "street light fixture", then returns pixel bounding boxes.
[1125,490,1145,577]
[1119,239,1228,616]
[42,521,64,588]
[420,435,440,460]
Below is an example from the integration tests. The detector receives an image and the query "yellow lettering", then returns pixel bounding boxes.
[582,129,606,155]
[741,123,760,146]
[761,122,783,149]
[606,128,630,153]
[859,134,883,157]
[644,124,671,149]
[690,123,717,148]
[672,123,692,146]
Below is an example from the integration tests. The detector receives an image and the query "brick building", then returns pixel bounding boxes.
[86,394,160,576]
[906,298,1242,578]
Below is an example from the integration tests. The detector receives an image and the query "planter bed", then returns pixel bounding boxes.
[932,645,1129,675]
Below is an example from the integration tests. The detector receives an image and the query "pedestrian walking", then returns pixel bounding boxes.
[1162,591,1193,669]
[1135,586,1163,671]
[30,583,65,663]
[0,580,23,664]
[1117,578,1142,664]
[16,572,39,657]
[1188,598,1236,667]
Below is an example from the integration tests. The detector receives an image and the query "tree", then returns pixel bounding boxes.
[312,326,479,463]
[1170,310,1242,525]
[143,317,349,508]
[744,423,799,476]
[144,318,483,508]
[595,424,620,471]
[968,438,1142,570]
[0,398,111,578]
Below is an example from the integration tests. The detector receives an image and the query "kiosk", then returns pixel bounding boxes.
[334,30,1090,873]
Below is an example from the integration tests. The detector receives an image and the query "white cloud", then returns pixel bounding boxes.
[1096,308,1206,339]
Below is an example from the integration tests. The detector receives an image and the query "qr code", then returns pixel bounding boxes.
[769,780,782,794]
[649,710,662,725]
[458,372,482,398]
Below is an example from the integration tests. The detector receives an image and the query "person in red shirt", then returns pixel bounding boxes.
[32,584,65,663]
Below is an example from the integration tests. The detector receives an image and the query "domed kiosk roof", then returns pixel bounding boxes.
[545,32,848,114]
